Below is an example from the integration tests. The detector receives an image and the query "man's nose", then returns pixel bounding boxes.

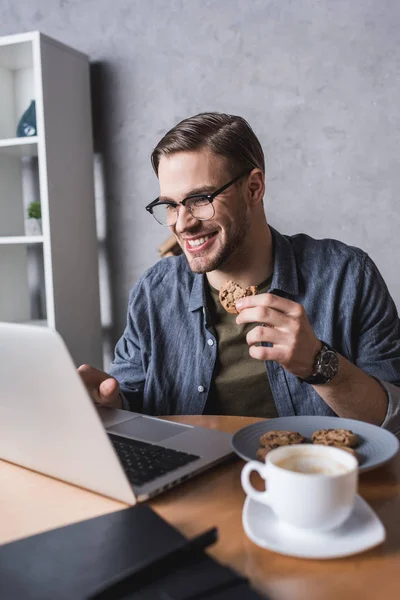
[174,204,198,233]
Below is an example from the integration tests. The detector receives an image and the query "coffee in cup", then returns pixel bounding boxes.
[275,454,350,475]
[241,444,358,532]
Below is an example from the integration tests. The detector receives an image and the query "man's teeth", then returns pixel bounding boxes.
[188,235,212,247]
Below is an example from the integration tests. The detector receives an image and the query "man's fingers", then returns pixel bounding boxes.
[78,364,120,407]
[78,364,109,387]
[246,325,284,347]
[236,306,289,329]
[99,377,119,400]
[236,292,304,317]
[248,345,284,362]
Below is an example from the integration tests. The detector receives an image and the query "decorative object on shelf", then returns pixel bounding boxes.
[25,201,42,235]
[16,100,37,137]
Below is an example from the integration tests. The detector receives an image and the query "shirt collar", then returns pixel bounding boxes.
[188,225,299,312]
[269,226,299,297]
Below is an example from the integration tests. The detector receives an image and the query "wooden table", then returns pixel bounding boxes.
[1,415,399,600]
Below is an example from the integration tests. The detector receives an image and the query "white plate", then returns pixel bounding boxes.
[242,495,386,559]
[232,416,399,472]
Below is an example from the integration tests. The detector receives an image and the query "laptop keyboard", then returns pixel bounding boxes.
[108,433,200,487]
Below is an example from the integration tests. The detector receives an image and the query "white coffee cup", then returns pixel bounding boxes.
[241,444,358,532]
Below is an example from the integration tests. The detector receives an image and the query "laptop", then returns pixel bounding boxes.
[0,323,233,504]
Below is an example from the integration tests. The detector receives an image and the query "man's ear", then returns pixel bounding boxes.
[246,168,265,207]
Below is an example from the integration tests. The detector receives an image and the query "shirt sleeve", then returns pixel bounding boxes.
[378,381,400,436]
[109,285,147,413]
[355,254,400,435]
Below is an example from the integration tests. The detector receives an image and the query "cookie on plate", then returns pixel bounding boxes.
[259,430,305,448]
[219,280,257,314]
[256,445,275,462]
[333,446,362,464]
[312,428,359,448]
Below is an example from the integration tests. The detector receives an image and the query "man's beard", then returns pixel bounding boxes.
[182,210,250,275]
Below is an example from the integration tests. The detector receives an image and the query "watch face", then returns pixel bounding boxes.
[319,350,339,379]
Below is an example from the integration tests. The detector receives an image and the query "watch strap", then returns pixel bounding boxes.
[298,341,337,385]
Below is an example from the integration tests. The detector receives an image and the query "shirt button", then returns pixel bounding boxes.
[207,339,214,346]
[198,385,205,392]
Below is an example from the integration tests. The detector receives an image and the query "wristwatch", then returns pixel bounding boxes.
[299,341,339,385]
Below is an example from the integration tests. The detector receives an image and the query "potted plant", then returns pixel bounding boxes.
[26,201,42,235]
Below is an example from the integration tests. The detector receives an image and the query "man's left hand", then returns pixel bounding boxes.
[235,293,322,379]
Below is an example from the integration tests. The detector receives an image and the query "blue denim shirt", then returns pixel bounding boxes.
[110,227,400,435]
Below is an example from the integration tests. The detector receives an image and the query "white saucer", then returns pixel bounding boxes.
[242,495,386,559]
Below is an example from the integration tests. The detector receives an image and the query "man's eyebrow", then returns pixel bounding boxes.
[159,185,216,203]
[186,185,216,196]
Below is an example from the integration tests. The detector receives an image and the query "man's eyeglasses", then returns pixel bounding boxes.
[145,170,249,226]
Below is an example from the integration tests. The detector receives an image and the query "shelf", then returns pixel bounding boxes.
[0,31,103,367]
[0,137,38,157]
[4,319,48,328]
[0,39,33,70]
[0,236,43,244]
[19,319,47,327]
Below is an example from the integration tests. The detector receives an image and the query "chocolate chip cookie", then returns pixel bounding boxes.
[333,446,362,464]
[219,280,257,314]
[256,445,275,462]
[259,430,305,448]
[312,428,359,448]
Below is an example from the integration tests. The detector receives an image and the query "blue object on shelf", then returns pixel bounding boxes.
[16,100,37,137]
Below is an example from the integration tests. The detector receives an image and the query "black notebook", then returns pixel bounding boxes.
[0,505,265,600]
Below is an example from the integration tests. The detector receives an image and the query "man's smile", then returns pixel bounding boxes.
[181,232,218,253]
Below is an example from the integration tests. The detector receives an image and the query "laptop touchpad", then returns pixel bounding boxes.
[107,416,191,443]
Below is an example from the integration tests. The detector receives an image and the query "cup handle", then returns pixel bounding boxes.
[241,460,271,505]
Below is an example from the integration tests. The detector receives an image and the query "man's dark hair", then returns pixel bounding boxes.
[151,112,265,177]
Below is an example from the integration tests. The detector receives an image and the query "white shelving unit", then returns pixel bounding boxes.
[0,31,102,367]
[0,137,38,156]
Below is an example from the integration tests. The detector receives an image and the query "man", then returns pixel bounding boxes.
[79,112,400,434]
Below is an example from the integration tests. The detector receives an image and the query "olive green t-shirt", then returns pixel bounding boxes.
[204,277,278,418]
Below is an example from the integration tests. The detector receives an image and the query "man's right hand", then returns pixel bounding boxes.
[78,364,122,409]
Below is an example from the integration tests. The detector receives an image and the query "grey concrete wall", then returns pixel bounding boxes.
[1,0,399,362]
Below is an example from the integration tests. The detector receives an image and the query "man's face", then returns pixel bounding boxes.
[158,150,250,274]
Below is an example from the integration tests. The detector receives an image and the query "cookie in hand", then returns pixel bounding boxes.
[219,280,257,314]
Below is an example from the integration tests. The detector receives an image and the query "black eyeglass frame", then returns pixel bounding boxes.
[145,170,249,226]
